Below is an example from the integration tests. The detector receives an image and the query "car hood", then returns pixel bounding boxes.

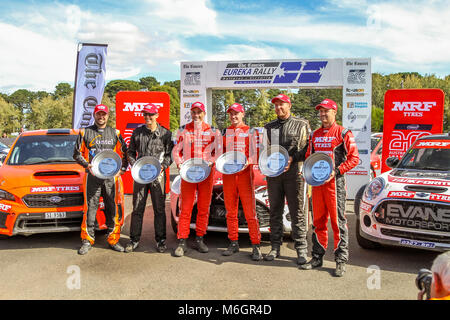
[0,163,85,197]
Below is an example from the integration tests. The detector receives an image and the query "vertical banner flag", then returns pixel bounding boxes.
[72,43,107,129]
[382,89,444,173]
[342,58,372,199]
[180,61,207,127]
[116,91,171,194]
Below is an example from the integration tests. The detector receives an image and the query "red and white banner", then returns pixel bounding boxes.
[382,89,444,173]
[72,43,108,129]
[116,91,171,194]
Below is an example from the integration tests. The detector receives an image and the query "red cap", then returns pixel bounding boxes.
[271,93,291,105]
[315,99,338,111]
[93,104,109,115]
[191,101,205,112]
[142,103,159,114]
[227,103,244,113]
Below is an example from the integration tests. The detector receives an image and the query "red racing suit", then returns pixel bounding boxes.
[305,122,359,263]
[222,124,261,245]
[173,121,218,239]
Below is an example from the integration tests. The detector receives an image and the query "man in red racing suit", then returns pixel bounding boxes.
[172,101,218,257]
[221,103,262,261]
[301,99,359,277]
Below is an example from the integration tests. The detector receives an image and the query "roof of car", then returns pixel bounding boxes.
[19,129,80,136]
[416,133,450,140]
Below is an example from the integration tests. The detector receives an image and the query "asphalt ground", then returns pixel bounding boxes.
[0,189,439,301]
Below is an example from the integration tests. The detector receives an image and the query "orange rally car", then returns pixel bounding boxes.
[0,129,124,238]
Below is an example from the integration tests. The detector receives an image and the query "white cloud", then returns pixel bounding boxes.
[195,44,297,61]
[145,0,218,36]
[0,22,76,93]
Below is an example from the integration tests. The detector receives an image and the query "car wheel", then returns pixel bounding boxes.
[353,184,367,217]
[354,184,380,249]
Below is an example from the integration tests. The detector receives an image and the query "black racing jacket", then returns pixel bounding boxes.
[126,124,174,170]
[73,124,128,170]
[263,115,311,163]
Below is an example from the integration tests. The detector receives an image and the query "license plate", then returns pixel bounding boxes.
[400,239,436,249]
[44,212,67,219]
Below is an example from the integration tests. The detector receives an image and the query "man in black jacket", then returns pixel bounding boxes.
[73,104,128,255]
[263,94,311,266]
[125,103,174,253]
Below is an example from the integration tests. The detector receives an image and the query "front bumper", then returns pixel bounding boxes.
[359,197,450,252]
[12,211,84,235]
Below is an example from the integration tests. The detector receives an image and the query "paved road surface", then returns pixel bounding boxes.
[0,191,439,300]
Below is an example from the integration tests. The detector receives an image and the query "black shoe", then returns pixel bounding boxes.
[156,240,167,253]
[174,239,187,257]
[194,236,209,253]
[299,256,323,270]
[125,241,139,253]
[222,241,239,256]
[110,242,125,253]
[251,244,263,261]
[78,240,92,255]
[264,248,280,261]
[334,262,346,277]
[296,250,308,265]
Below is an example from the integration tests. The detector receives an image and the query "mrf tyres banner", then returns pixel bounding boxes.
[115,91,171,194]
[72,43,107,129]
[382,89,444,173]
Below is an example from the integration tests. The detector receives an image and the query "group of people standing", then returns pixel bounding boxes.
[72,93,359,277]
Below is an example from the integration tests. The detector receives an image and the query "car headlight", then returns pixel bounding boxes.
[364,177,385,200]
[0,189,15,201]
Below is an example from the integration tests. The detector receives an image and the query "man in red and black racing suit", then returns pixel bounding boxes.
[172,101,218,257]
[73,104,128,255]
[221,103,262,261]
[301,99,359,277]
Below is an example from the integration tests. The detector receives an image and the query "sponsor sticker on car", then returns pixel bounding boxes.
[400,239,436,249]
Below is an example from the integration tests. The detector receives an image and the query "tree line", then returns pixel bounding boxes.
[0,73,448,136]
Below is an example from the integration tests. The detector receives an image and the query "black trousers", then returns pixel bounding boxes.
[129,172,166,243]
[266,162,308,254]
[82,173,122,245]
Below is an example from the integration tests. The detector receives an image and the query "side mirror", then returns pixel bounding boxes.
[385,156,399,168]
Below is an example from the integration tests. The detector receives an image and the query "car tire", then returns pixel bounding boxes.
[353,184,367,217]
[354,184,380,249]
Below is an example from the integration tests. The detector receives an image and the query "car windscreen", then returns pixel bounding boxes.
[7,134,77,165]
[371,136,381,151]
[397,145,450,171]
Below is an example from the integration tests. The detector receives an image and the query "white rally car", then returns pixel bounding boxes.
[355,134,450,251]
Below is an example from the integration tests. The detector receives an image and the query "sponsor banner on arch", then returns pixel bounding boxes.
[116,91,171,194]
[72,43,107,129]
[382,89,444,173]
[342,58,372,198]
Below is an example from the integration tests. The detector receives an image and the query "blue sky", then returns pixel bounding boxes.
[0,0,449,93]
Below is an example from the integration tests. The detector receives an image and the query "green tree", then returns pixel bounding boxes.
[139,76,160,89]
[148,84,180,131]
[0,96,21,134]
[371,107,384,132]
[54,83,73,100]
[104,80,141,100]
[27,94,73,130]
